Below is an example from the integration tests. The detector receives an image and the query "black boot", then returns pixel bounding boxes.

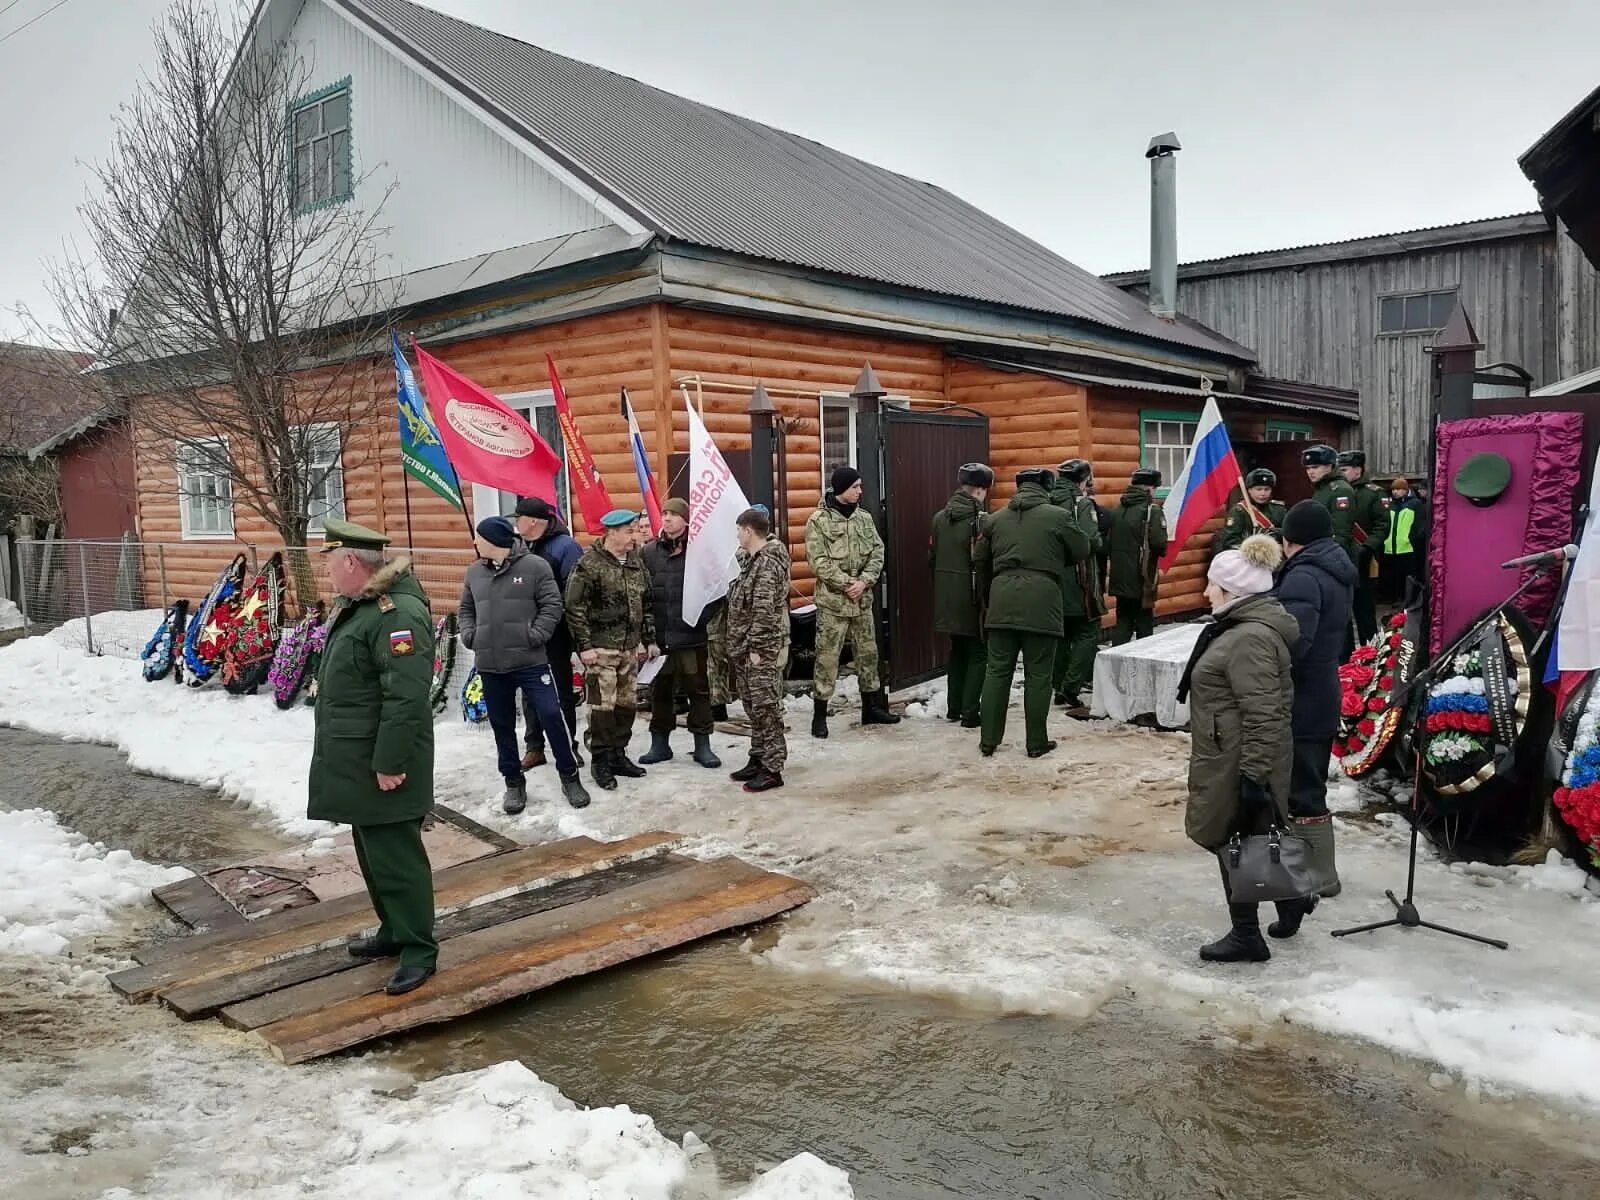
[711,704,729,722]
[347,935,400,959]
[1200,903,1271,963]
[743,767,784,793]
[730,755,762,782]
[691,732,722,768]
[639,731,674,765]
[501,782,528,815]
[861,690,901,725]
[1268,895,1319,940]
[1026,740,1058,759]
[560,771,592,809]
[385,963,436,996]
[612,749,647,779]
[811,697,829,739]
[590,750,617,791]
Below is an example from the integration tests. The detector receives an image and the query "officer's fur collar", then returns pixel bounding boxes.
[357,556,413,599]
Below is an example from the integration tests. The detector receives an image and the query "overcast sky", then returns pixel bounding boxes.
[3,0,1598,338]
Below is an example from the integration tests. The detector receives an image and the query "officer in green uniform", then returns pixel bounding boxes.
[1219,468,1288,551]
[1049,459,1104,717]
[1107,467,1169,644]
[1338,450,1391,643]
[929,462,993,727]
[565,508,657,791]
[308,518,438,997]
[1303,445,1358,566]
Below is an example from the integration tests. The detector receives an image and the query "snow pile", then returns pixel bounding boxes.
[0,808,188,956]
[50,607,165,658]
[0,597,22,631]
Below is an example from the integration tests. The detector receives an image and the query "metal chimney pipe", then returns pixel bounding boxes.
[1146,132,1181,321]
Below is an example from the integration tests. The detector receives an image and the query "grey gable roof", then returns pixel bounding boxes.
[337,0,1251,363]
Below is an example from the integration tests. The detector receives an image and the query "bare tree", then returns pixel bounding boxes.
[38,0,396,600]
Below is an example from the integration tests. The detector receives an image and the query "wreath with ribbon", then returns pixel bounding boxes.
[220,554,287,695]
[140,599,190,684]
[183,554,248,687]
[303,617,330,706]
[270,602,326,709]
[1335,610,1419,776]
[1419,610,1531,801]
[1552,672,1600,870]
[430,612,458,715]
[462,667,488,723]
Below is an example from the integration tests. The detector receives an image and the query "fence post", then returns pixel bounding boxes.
[16,541,29,627]
[159,544,169,610]
[78,541,95,654]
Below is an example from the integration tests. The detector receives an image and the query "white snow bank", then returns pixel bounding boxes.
[0,808,187,956]
[0,597,22,631]
[50,606,165,658]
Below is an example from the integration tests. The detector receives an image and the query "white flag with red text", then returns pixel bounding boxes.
[682,394,750,626]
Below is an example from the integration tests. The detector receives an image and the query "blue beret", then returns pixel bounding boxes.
[600,508,639,528]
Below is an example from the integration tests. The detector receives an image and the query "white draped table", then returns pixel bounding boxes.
[1090,620,1205,728]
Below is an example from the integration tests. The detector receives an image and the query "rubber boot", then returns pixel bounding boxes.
[502,782,528,815]
[560,771,592,809]
[1268,894,1319,940]
[861,690,901,726]
[1199,903,1271,963]
[730,755,762,782]
[639,731,674,765]
[691,732,722,769]
[1297,816,1341,897]
[590,749,617,791]
[743,767,784,793]
[612,750,647,779]
[811,697,830,739]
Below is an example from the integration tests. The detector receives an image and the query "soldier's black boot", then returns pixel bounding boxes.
[639,731,674,765]
[743,767,784,793]
[691,732,722,769]
[1200,903,1271,963]
[347,936,400,959]
[1268,895,1319,940]
[502,782,528,815]
[560,771,591,809]
[712,704,730,721]
[730,754,762,782]
[613,750,647,779]
[385,963,436,996]
[591,750,617,791]
[861,690,901,725]
[811,697,829,739]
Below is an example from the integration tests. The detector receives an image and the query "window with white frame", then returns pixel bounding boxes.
[177,438,234,538]
[1139,412,1199,490]
[470,391,568,522]
[820,394,856,476]
[301,424,347,535]
[292,79,352,212]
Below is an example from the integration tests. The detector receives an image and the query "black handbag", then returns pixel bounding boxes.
[1219,827,1317,903]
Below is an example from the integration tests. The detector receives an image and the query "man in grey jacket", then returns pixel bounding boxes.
[459,517,589,813]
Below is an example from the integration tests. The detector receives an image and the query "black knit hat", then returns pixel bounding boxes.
[1057,458,1092,484]
[830,465,863,496]
[475,516,517,549]
[1283,498,1333,545]
[957,462,995,488]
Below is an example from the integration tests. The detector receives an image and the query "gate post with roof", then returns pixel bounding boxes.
[747,383,776,511]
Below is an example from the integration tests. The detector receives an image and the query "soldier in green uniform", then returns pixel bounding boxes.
[975,468,1090,759]
[1302,445,1358,565]
[1219,468,1288,551]
[1049,459,1104,717]
[1107,467,1169,644]
[929,462,993,727]
[805,466,901,737]
[1338,450,1391,643]
[308,518,438,997]
[565,508,657,791]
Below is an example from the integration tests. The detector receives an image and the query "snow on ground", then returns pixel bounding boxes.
[0,597,23,631]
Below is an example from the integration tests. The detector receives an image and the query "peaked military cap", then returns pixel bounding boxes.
[1302,445,1339,467]
[600,508,639,528]
[318,517,390,553]
[1453,452,1511,504]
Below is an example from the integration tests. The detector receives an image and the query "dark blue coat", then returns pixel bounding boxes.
[527,522,582,589]
[1274,537,1357,741]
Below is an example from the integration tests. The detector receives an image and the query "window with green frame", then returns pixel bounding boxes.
[291,78,352,212]
[1139,410,1200,491]
[1264,419,1313,442]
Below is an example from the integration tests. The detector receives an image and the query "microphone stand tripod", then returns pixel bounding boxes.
[1328,563,1555,949]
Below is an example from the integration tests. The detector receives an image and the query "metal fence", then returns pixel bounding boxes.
[10,538,479,656]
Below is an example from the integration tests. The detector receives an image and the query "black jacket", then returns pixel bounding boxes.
[642,533,710,650]
[1274,537,1357,741]
[458,549,564,673]
[520,519,583,656]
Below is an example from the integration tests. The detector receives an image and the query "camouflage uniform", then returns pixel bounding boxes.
[706,599,732,708]
[564,543,654,753]
[804,498,885,699]
[726,536,792,772]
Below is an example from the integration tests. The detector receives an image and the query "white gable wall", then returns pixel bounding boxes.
[286,0,615,279]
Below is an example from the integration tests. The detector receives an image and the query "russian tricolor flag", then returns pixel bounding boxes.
[1159,397,1244,571]
[622,388,663,535]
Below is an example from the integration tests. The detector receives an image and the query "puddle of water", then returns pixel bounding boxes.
[387,937,1600,1200]
[0,726,289,869]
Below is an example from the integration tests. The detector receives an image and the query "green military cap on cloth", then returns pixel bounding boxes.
[1453,452,1512,505]
[318,517,391,553]
[600,508,639,528]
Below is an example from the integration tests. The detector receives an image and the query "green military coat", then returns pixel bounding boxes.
[928,489,987,638]
[1311,475,1359,563]
[1107,488,1169,605]
[308,560,435,826]
[976,481,1089,636]
[805,498,884,617]
[1349,475,1391,565]
[1048,477,1105,619]
[1219,499,1288,551]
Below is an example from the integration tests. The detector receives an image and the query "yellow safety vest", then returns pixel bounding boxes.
[1385,505,1417,555]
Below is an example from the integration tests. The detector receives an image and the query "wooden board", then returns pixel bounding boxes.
[110,832,680,1001]
[248,857,816,1064]
[150,875,249,934]
[160,854,698,1022]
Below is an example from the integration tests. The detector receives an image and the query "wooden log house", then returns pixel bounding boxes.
[125,0,1355,632]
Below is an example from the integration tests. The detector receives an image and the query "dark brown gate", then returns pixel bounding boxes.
[879,405,990,688]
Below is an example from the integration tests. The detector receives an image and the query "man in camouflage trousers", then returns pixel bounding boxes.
[805,466,901,738]
[1049,458,1105,717]
[564,508,658,791]
[726,507,793,792]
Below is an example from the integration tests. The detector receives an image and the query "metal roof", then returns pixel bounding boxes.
[337,0,1250,363]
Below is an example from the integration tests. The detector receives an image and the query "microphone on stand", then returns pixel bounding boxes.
[1500,544,1579,569]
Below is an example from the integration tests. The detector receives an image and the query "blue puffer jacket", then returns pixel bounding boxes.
[1274,537,1357,741]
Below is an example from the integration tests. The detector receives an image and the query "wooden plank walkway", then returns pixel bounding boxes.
[111,831,813,1064]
